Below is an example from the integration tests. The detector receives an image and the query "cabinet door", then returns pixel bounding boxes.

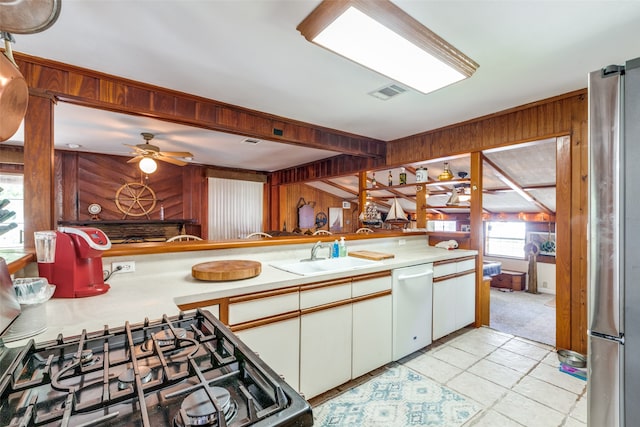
[235,317,300,392]
[456,272,476,329]
[300,304,352,399]
[432,278,456,340]
[353,294,392,378]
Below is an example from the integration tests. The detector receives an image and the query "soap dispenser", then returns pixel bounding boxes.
[332,239,340,258]
[339,237,347,257]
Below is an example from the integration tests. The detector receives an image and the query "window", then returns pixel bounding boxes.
[485,221,526,258]
[427,220,457,232]
[0,174,24,248]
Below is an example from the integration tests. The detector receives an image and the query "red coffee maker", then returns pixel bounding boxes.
[37,227,112,298]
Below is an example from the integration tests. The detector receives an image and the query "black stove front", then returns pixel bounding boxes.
[0,309,313,427]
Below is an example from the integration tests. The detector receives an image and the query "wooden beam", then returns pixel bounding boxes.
[15,52,386,159]
[470,152,484,327]
[484,183,556,192]
[319,179,358,197]
[24,92,55,247]
[0,146,24,164]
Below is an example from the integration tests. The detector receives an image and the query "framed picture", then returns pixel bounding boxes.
[329,207,343,232]
[460,224,471,232]
[342,201,351,209]
[526,231,556,256]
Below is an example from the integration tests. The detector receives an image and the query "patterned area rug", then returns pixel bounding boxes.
[313,365,480,426]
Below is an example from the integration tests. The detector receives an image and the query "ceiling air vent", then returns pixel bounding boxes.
[368,84,407,101]
[242,138,261,144]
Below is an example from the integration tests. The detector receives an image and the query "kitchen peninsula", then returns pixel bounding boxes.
[10,233,477,399]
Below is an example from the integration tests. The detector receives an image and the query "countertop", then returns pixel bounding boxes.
[4,236,476,347]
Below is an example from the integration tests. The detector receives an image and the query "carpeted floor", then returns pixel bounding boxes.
[490,288,556,347]
[313,364,481,426]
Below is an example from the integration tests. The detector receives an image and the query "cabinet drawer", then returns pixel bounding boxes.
[456,259,476,273]
[301,282,351,309]
[352,274,391,298]
[433,262,457,278]
[229,291,299,325]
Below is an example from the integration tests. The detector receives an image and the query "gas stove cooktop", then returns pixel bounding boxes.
[0,309,313,427]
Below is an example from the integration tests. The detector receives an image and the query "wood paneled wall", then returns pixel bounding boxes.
[54,151,207,226]
[278,183,357,234]
[387,90,588,354]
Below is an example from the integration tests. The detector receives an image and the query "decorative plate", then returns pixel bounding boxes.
[88,203,102,215]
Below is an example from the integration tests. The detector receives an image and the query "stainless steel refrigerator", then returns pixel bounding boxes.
[588,57,640,427]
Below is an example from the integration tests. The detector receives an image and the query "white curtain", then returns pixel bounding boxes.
[207,178,263,240]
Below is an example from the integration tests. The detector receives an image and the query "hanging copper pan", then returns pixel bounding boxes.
[0,0,61,142]
[0,40,28,142]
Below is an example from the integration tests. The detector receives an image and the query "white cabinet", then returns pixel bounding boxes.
[432,257,477,340]
[224,272,393,400]
[235,317,300,391]
[432,278,457,340]
[300,303,352,398]
[228,288,300,391]
[352,294,392,377]
[299,272,392,399]
[457,272,476,328]
[352,273,392,378]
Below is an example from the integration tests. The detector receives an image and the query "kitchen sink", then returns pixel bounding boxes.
[270,257,379,276]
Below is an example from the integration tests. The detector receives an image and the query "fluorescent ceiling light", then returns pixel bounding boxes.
[297,0,478,94]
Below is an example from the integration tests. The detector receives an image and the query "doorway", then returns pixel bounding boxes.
[481,139,558,346]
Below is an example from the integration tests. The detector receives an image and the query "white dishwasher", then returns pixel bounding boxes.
[392,263,433,360]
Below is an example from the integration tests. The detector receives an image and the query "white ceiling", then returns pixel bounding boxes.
[4,0,640,173]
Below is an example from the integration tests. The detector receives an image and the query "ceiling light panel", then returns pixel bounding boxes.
[298,0,478,95]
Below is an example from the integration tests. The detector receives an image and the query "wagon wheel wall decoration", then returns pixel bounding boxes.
[115,182,157,219]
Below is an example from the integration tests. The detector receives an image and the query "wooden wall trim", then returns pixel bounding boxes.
[433,255,476,266]
[556,135,572,350]
[14,52,385,159]
[386,90,586,164]
[271,154,386,185]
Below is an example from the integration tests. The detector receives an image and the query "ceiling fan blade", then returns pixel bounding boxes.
[124,143,144,152]
[127,155,143,163]
[159,151,193,157]
[157,156,188,166]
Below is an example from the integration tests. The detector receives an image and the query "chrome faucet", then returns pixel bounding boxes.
[308,240,329,261]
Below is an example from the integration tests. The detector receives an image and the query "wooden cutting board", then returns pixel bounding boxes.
[348,250,395,261]
[192,260,262,281]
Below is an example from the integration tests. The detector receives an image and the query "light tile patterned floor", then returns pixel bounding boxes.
[310,327,587,427]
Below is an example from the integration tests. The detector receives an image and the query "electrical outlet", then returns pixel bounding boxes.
[112,261,135,273]
[542,281,548,288]
[398,239,406,246]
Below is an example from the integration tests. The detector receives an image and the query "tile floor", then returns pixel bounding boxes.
[310,327,587,427]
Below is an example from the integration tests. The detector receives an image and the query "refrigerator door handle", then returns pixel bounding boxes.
[589,330,625,344]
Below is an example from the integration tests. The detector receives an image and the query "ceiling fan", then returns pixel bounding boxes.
[125,132,193,167]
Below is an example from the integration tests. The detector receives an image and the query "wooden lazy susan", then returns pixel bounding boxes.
[192,260,262,281]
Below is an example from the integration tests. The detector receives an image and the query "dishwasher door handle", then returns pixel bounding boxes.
[397,271,433,281]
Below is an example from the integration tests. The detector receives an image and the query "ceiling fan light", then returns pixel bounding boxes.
[139,157,157,174]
